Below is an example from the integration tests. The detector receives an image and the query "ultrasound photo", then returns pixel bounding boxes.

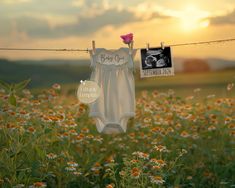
[140,46,174,77]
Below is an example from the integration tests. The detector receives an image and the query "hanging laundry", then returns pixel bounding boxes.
[88,48,137,134]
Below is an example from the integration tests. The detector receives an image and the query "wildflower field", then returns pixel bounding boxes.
[0,79,234,188]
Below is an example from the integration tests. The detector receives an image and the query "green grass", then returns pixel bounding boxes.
[0,85,234,188]
[30,69,235,100]
[135,69,235,98]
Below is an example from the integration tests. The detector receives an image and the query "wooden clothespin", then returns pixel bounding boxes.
[160,42,165,50]
[146,43,150,51]
[92,40,96,55]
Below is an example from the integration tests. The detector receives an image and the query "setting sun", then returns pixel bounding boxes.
[177,5,210,31]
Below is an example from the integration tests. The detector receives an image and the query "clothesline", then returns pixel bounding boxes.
[0,38,235,52]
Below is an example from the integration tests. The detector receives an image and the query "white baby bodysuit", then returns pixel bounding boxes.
[88,48,136,134]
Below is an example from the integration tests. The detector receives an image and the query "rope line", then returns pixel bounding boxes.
[0,48,89,52]
[0,38,235,52]
[169,38,235,47]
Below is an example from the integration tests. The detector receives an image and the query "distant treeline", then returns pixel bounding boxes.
[0,59,90,88]
[0,58,234,88]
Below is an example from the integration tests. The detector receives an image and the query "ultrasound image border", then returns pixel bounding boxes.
[140,46,174,78]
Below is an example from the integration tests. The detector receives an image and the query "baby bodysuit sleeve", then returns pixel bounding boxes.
[89,50,96,69]
[127,49,137,72]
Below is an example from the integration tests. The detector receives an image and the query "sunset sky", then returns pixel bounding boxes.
[0,0,235,60]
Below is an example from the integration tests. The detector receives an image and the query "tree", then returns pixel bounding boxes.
[183,59,210,73]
